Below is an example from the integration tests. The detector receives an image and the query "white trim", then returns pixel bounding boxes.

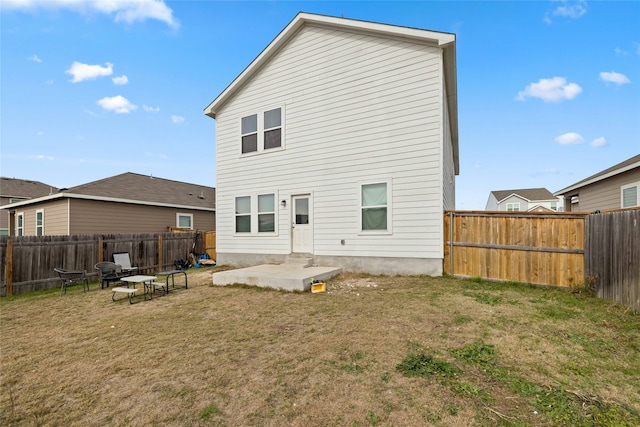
[0,192,216,211]
[621,181,640,208]
[358,178,393,235]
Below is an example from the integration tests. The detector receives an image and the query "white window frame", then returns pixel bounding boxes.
[16,212,24,236]
[239,105,285,156]
[234,192,278,235]
[550,201,558,211]
[358,179,392,235]
[176,213,193,229]
[621,182,639,208]
[36,209,44,236]
[506,203,520,212]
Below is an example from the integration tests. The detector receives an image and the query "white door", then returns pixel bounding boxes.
[292,195,312,253]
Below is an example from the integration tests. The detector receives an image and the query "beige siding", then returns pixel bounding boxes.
[215,24,446,261]
[68,199,215,234]
[9,199,69,236]
[576,168,640,211]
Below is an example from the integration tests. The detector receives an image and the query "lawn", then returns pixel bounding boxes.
[1,267,638,426]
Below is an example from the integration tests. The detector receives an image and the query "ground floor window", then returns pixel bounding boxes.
[176,213,193,229]
[235,193,276,234]
[16,212,24,236]
[622,183,639,208]
[36,209,44,236]
[360,180,391,233]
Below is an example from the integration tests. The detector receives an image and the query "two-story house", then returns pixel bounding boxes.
[485,188,559,212]
[204,13,458,275]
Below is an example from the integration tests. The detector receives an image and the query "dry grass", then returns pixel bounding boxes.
[1,267,639,426]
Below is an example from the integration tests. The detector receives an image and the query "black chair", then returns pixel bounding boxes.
[54,268,89,296]
[94,262,128,289]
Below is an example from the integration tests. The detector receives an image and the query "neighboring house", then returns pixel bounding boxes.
[204,13,458,275]
[485,188,559,212]
[554,154,640,212]
[0,172,215,236]
[0,178,57,235]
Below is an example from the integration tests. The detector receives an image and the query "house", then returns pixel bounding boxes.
[0,178,57,235]
[485,188,559,212]
[204,13,458,276]
[1,172,215,236]
[554,154,640,212]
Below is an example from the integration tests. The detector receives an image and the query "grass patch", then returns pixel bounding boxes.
[1,269,638,426]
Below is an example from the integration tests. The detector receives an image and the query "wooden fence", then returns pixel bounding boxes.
[444,209,640,311]
[444,211,586,287]
[585,209,640,311]
[0,230,216,296]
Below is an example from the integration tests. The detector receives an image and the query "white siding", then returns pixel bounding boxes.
[215,24,445,260]
[442,74,456,211]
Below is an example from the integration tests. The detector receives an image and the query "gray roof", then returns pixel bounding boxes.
[65,172,215,209]
[491,188,556,202]
[0,177,57,199]
[1,173,215,210]
[554,154,640,196]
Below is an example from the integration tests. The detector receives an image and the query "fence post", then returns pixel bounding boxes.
[98,237,103,262]
[6,239,13,296]
[158,235,163,271]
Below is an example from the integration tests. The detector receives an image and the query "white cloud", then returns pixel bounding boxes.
[97,95,137,114]
[516,77,582,102]
[555,132,584,145]
[2,0,179,28]
[591,137,607,147]
[66,61,113,82]
[171,115,185,124]
[553,1,587,19]
[143,105,160,112]
[615,47,629,56]
[599,71,630,85]
[37,131,44,136]
[29,154,55,161]
[112,75,128,85]
[29,54,42,63]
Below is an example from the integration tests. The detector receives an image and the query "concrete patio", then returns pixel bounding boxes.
[212,256,342,292]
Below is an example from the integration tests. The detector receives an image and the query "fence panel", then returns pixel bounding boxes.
[444,211,586,287]
[585,209,640,311]
[0,231,208,296]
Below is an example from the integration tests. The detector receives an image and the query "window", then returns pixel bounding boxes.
[258,194,275,232]
[506,203,520,212]
[240,107,283,154]
[36,209,44,236]
[235,196,251,233]
[361,182,390,232]
[235,193,276,234]
[176,213,193,229]
[17,212,24,236]
[621,183,639,208]
[550,201,558,211]
[241,114,258,153]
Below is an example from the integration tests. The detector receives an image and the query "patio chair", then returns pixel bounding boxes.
[54,268,89,296]
[113,253,139,275]
[94,262,128,289]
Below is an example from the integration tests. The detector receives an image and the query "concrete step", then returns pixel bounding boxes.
[283,256,313,268]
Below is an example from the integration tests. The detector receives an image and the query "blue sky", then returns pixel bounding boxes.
[1,0,639,209]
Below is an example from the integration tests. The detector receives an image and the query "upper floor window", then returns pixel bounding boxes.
[506,203,520,212]
[176,213,193,229]
[621,183,639,208]
[241,107,283,154]
[36,209,44,236]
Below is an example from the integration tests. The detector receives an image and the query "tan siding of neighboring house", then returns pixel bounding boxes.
[575,168,640,211]
[68,199,215,234]
[42,199,70,235]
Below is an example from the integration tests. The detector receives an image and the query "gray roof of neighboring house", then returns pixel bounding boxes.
[554,154,640,196]
[0,177,58,199]
[491,188,556,203]
[1,173,215,210]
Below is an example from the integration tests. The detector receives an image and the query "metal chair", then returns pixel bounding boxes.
[94,262,128,289]
[54,268,89,296]
[113,253,139,275]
